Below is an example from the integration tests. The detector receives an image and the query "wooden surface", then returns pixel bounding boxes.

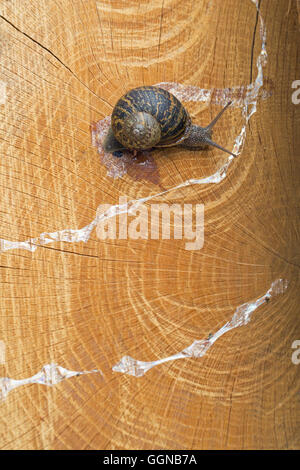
[0,0,299,450]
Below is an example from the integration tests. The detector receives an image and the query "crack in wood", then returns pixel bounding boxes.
[250,0,262,83]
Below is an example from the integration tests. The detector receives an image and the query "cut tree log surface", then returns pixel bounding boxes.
[0,0,299,450]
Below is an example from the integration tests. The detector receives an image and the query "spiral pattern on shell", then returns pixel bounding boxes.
[111,86,191,149]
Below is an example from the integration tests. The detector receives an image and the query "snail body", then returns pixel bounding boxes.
[103,86,236,157]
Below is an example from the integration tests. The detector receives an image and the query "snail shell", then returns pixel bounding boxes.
[111,86,191,150]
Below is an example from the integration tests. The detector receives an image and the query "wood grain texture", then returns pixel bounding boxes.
[0,0,299,450]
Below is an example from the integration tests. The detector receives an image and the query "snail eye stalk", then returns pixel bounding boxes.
[205,101,233,131]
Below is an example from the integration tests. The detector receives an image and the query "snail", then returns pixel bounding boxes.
[103,86,236,158]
